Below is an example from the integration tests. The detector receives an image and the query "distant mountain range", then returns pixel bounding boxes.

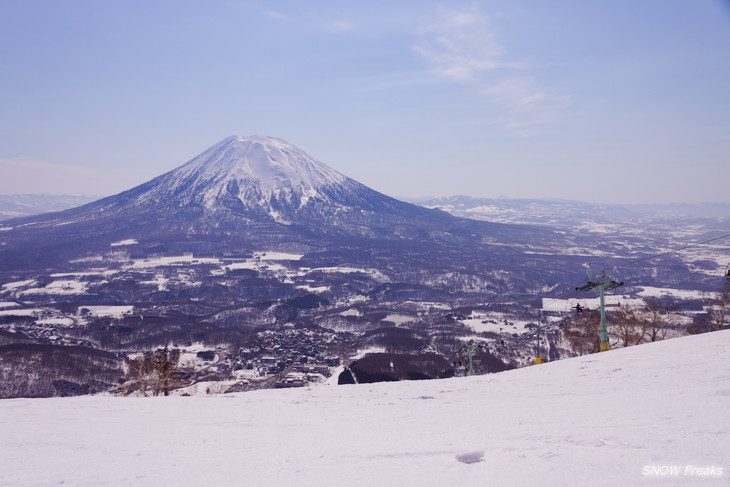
[407,195,730,226]
[0,194,99,221]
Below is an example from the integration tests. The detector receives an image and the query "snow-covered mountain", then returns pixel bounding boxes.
[9,135,429,224]
[133,135,399,224]
[1,136,437,229]
[151,135,349,220]
[0,135,549,270]
[2,330,727,486]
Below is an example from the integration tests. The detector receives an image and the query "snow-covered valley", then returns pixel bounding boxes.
[2,330,727,487]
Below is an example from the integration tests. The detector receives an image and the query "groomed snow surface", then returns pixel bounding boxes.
[2,331,729,487]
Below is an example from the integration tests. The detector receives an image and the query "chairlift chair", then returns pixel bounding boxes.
[569,298,588,313]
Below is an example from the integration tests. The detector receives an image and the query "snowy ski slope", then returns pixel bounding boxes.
[1,330,728,486]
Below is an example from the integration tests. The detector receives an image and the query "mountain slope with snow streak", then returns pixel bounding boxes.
[2,330,727,487]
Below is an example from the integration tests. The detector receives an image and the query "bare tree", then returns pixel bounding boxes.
[611,304,646,348]
[561,310,601,356]
[126,354,157,397]
[153,347,180,396]
[127,347,181,396]
[641,298,679,342]
[706,291,730,331]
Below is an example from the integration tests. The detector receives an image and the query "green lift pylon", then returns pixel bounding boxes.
[459,340,483,376]
[576,270,624,352]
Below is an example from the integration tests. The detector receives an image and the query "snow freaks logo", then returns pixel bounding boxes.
[642,465,724,477]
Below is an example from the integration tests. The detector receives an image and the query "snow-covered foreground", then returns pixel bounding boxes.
[2,332,729,487]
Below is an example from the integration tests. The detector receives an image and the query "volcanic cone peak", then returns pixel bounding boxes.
[152,135,349,208]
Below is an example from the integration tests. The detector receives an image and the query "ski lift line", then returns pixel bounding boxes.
[615,232,730,269]
[540,278,594,310]
[541,267,641,314]
[541,256,687,311]
[528,233,730,313]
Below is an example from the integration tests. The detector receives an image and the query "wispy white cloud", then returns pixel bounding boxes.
[322,20,356,33]
[359,71,440,92]
[414,6,570,135]
[482,78,547,110]
[262,9,286,20]
[413,7,503,82]
[227,1,286,20]
[481,77,572,136]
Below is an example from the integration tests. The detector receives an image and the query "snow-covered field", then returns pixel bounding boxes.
[635,286,709,300]
[1,331,728,487]
[110,238,139,247]
[81,305,134,318]
[0,308,43,317]
[19,280,88,295]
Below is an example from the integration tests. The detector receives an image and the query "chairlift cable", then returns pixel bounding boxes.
[615,232,730,269]
[529,231,730,314]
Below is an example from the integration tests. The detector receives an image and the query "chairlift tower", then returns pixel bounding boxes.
[535,321,541,364]
[459,340,483,376]
[576,270,624,352]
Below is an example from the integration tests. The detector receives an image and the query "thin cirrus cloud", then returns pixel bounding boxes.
[359,71,442,93]
[413,6,569,134]
[482,78,547,110]
[322,20,356,33]
[413,7,503,82]
[226,1,286,20]
[481,77,572,135]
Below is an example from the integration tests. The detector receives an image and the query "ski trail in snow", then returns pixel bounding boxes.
[345,365,359,384]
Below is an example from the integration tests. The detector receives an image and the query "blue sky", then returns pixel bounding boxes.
[1,0,729,204]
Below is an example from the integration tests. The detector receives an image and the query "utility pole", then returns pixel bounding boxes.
[576,270,624,352]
